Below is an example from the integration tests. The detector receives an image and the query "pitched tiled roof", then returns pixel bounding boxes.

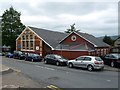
[29,26,67,49]
[76,32,110,47]
[29,26,109,49]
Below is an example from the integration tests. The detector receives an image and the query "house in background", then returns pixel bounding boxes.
[16,26,110,59]
[111,37,120,53]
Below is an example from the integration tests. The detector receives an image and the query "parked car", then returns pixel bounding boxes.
[67,56,104,71]
[44,54,67,66]
[0,53,2,56]
[5,52,13,58]
[101,53,120,68]
[25,53,42,62]
[13,51,26,60]
[0,52,5,56]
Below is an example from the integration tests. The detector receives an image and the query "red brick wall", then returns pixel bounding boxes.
[16,38,21,51]
[34,36,40,54]
[95,47,110,56]
[52,50,88,60]
[16,28,43,56]
[62,33,93,46]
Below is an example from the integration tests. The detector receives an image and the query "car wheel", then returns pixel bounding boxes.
[56,62,60,66]
[44,60,47,64]
[111,61,114,67]
[13,56,15,59]
[31,59,34,62]
[69,63,73,68]
[87,65,93,71]
[100,67,104,71]
[19,57,21,60]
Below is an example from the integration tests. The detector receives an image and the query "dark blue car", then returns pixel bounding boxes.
[25,53,42,62]
[6,52,13,58]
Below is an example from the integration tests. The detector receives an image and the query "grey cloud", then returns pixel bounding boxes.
[13,2,114,16]
[0,1,118,37]
[36,2,113,16]
[104,18,117,24]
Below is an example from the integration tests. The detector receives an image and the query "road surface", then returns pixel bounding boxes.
[2,56,119,88]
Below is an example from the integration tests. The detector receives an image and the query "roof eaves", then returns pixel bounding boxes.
[27,26,54,50]
[16,26,28,41]
[74,32,98,47]
[59,31,98,47]
[59,32,74,43]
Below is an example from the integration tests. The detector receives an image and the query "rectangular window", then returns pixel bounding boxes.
[40,47,42,52]
[26,41,29,49]
[30,35,33,40]
[30,41,33,50]
[22,41,25,49]
[103,49,107,55]
[84,57,91,61]
[97,49,100,55]
[22,35,25,40]
[101,49,103,55]
[40,40,42,46]
[26,35,29,40]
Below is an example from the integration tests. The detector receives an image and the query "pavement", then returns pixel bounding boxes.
[104,65,119,72]
[0,64,51,89]
[0,61,119,89]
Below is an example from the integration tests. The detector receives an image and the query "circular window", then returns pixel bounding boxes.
[71,35,77,41]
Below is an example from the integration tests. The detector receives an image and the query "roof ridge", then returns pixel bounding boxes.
[28,26,66,34]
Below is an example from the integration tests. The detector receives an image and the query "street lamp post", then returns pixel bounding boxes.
[60,44,62,56]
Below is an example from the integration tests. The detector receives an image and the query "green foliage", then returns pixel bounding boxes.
[65,23,80,33]
[1,6,25,52]
[103,35,115,46]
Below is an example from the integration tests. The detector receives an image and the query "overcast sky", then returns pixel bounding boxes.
[0,0,119,37]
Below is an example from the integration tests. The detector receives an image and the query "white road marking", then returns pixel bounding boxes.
[66,72,69,74]
[44,67,55,71]
[35,65,55,71]
[107,80,111,82]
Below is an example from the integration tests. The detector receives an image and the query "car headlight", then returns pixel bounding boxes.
[59,60,64,62]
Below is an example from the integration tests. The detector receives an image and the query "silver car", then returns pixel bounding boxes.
[67,56,104,71]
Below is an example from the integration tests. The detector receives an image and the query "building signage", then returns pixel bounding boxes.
[36,46,39,50]
[18,44,20,49]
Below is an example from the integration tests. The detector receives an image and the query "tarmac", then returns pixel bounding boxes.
[0,64,51,89]
[0,62,119,89]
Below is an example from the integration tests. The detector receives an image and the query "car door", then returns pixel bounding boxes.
[82,57,92,68]
[109,55,117,63]
[105,54,115,65]
[73,57,85,67]
[27,54,32,61]
[104,54,110,64]
[45,55,50,63]
[50,55,56,64]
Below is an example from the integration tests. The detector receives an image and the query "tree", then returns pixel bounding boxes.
[103,35,114,46]
[65,23,80,33]
[1,6,25,52]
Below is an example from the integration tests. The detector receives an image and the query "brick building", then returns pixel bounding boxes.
[16,26,110,59]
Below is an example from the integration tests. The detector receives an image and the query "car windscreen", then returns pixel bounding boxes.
[95,57,103,61]
[18,51,22,55]
[113,54,120,59]
[33,54,39,57]
[54,55,64,59]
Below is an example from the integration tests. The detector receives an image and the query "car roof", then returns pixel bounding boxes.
[106,53,120,56]
[79,56,99,58]
[46,54,60,56]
